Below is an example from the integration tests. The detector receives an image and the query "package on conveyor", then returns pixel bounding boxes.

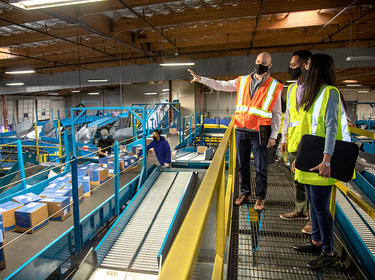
[78,176,91,197]
[62,183,83,200]
[12,193,42,205]
[0,201,23,231]
[89,167,108,187]
[40,196,71,221]
[0,215,5,269]
[169,127,178,135]
[131,144,143,155]
[78,166,89,176]
[49,176,68,189]
[15,202,49,233]
[197,146,208,154]
[122,155,137,168]
[106,162,115,177]
[44,183,63,192]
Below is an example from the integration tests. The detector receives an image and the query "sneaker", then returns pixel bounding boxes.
[254,199,264,211]
[280,211,308,220]
[235,194,249,206]
[302,222,312,235]
[307,253,337,270]
[293,241,322,253]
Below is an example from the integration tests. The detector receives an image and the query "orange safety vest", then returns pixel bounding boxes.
[234,75,283,131]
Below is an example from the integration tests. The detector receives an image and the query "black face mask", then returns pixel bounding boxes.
[153,136,157,141]
[288,67,301,80]
[254,63,268,75]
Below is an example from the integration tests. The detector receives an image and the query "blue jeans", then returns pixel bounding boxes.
[235,129,268,200]
[305,184,334,254]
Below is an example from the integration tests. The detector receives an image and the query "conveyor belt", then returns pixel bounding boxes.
[97,171,194,274]
[228,161,359,279]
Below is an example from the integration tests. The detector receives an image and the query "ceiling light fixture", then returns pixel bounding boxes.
[358,90,369,93]
[88,92,100,95]
[286,80,297,83]
[342,79,359,83]
[88,79,108,83]
[346,84,362,87]
[162,88,170,92]
[5,69,35,74]
[160,62,195,67]
[346,56,375,61]
[71,90,80,93]
[10,0,105,10]
[6,82,24,86]
[144,92,158,95]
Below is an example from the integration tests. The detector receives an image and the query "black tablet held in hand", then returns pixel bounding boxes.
[295,134,359,182]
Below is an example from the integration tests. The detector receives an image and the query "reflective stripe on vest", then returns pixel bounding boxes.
[340,102,351,142]
[310,86,327,136]
[248,107,272,118]
[262,79,279,111]
[288,121,299,128]
[235,105,248,112]
[237,75,250,106]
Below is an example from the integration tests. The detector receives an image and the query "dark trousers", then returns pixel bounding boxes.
[305,184,334,254]
[235,129,268,200]
[289,152,309,216]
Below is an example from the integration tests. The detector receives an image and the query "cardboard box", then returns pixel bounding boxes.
[78,166,89,176]
[39,190,59,198]
[0,214,5,244]
[40,196,71,221]
[15,202,49,233]
[44,183,62,191]
[131,144,143,154]
[0,201,23,231]
[197,146,208,154]
[12,193,42,205]
[169,127,178,135]
[119,160,125,171]
[89,167,108,186]
[62,183,83,200]
[49,177,67,189]
[79,176,91,197]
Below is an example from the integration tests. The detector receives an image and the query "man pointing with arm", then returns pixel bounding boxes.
[189,52,283,211]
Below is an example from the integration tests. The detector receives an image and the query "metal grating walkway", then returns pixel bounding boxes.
[228,161,358,280]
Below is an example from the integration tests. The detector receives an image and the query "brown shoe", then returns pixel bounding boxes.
[280,211,308,220]
[235,194,249,206]
[302,222,312,235]
[254,199,265,211]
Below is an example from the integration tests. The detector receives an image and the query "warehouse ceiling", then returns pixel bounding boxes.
[0,0,374,94]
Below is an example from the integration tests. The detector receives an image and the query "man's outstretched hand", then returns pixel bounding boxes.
[188,69,201,83]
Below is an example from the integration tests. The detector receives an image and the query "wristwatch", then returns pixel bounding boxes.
[322,162,331,167]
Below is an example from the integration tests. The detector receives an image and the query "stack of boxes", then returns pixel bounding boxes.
[0,201,23,231]
[14,202,49,233]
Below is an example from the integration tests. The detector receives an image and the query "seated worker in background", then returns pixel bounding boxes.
[138,129,171,167]
[97,129,124,158]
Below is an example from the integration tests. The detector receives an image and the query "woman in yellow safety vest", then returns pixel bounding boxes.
[292,54,351,270]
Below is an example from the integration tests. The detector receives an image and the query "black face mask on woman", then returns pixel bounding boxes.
[153,136,157,141]
[254,63,269,75]
[288,67,301,80]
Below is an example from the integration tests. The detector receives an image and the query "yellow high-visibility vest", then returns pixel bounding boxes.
[295,85,351,186]
[286,83,300,153]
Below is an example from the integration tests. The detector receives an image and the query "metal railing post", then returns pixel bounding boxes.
[35,123,40,163]
[114,141,120,216]
[71,156,82,253]
[16,139,26,189]
[182,117,185,147]
[58,120,62,161]
[189,114,193,145]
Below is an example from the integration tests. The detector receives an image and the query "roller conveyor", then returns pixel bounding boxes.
[93,170,196,277]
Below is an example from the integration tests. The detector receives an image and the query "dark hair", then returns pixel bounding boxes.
[301,53,345,111]
[153,129,161,136]
[292,50,312,66]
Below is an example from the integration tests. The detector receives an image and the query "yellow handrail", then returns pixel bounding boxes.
[159,117,236,280]
[350,126,375,140]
